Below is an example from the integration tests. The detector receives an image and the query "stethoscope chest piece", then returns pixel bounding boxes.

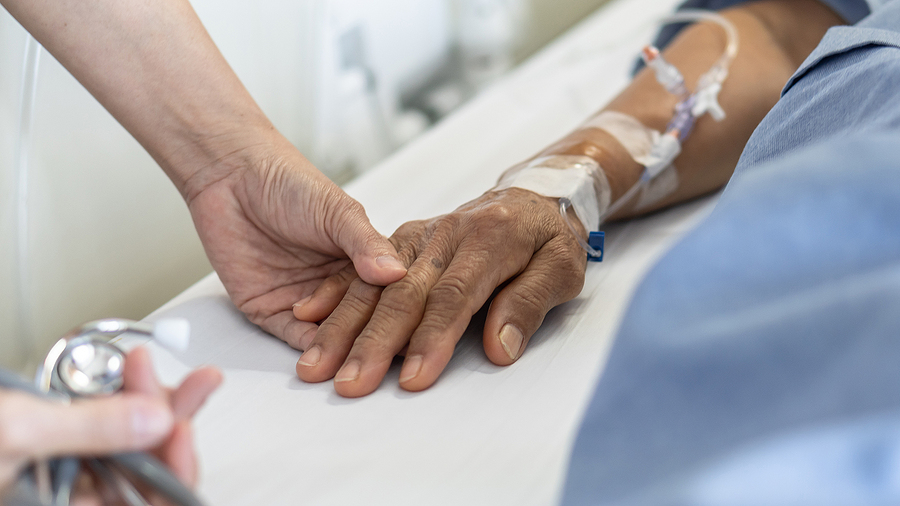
[55,336,126,396]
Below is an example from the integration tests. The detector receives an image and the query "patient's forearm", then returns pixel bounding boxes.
[0,0,275,202]
[534,0,843,219]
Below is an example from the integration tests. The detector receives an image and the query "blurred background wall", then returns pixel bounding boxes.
[0,0,610,372]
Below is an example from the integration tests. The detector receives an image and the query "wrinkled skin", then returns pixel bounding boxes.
[185,140,407,350]
[292,188,589,397]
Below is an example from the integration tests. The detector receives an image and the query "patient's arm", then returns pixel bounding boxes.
[294,0,844,397]
[543,0,843,218]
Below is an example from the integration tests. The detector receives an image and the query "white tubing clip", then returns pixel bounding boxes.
[692,82,726,121]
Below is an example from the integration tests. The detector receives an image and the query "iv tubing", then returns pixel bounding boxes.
[560,9,738,257]
[599,177,643,224]
[629,9,738,211]
[661,9,738,79]
[560,198,602,259]
[13,35,41,370]
[560,175,643,259]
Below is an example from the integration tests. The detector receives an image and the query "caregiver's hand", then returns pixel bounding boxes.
[185,133,408,349]
[0,0,407,349]
[292,188,588,397]
[0,348,220,498]
[121,348,221,488]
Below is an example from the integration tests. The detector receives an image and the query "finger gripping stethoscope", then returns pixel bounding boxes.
[2,318,205,506]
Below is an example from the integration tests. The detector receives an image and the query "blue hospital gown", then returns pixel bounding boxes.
[562,1,900,504]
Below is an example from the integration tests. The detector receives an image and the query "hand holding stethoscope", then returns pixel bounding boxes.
[0,319,221,506]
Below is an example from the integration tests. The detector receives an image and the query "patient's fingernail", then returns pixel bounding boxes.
[499,324,524,361]
[298,346,321,367]
[376,255,406,273]
[399,355,423,383]
[334,360,360,383]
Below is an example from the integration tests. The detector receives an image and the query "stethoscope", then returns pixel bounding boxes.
[0,318,205,506]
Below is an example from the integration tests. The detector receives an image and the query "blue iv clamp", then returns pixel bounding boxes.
[588,231,605,262]
[559,198,605,263]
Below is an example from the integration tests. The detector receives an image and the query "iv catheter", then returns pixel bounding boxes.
[0,318,205,506]
[564,9,739,261]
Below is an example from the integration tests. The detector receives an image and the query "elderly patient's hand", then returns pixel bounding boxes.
[291,188,588,397]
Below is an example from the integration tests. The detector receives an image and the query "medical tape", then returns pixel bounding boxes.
[495,155,610,232]
[580,110,659,167]
[581,110,680,211]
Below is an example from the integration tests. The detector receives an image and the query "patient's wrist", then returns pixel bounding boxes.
[537,124,644,204]
[496,154,609,232]
[494,113,652,233]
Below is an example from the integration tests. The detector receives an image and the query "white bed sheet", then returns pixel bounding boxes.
[138,0,718,504]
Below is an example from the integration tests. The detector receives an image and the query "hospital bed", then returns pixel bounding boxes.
[137,0,718,503]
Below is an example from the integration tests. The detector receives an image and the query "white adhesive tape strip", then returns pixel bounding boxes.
[581,111,660,167]
[496,156,610,231]
[583,110,681,212]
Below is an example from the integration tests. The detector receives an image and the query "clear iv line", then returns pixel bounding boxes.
[561,9,738,258]
[14,34,42,372]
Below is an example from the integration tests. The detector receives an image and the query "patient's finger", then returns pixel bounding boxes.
[296,277,385,383]
[293,264,359,323]
[260,310,320,350]
[397,241,531,391]
[483,237,586,366]
[296,221,424,325]
[331,241,453,397]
